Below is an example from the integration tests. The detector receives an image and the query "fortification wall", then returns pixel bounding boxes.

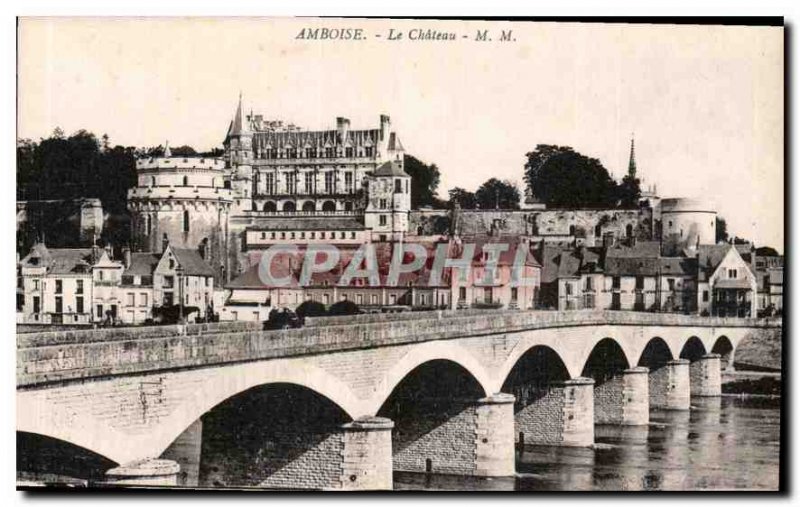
[409,208,653,243]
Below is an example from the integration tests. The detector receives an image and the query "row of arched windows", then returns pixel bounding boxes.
[258,146,374,160]
[255,200,350,213]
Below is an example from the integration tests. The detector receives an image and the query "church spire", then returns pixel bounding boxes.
[627,133,637,177]
[231,91,244,136]
[164,140,171,158]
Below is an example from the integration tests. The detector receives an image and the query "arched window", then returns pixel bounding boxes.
[569,225,576,236]
[626,224,633,238]
[302,201,316,212]
[263,201,277,212]
[322,201,336,212]
[183,176,189,186]
[282,201,296,212]
[183,210,190,232]
[151,176,156,187]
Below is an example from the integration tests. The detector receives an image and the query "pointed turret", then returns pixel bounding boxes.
[627,134,637,178]
[164,140,171,158]
[231,92,245,137]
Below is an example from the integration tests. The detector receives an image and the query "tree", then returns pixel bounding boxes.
[756,246,780,257]
[475,178,520,210]
[170,145,198,156]
[403,154,445,209]
[295,300,327,320]
[16,130,137,250]
[716,216,729,244]
[616,174,642,208]
[524,144,621,209]
[448,187,477,209]
[328,300,361,316]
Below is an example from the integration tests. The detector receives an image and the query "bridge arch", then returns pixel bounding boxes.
[501,345,570,393]
[17,431,118,483]
[637,336,674,369]
[365,341,492,415]
[711,335,735,369]
[147,360,364,463]
[679,336,707,361]
[16,393,131,465]
[197,382,352,488]
[581,337,631,382]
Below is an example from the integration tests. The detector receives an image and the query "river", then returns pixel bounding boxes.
[395,396,781,491]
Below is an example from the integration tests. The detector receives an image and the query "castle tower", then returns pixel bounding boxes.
[223,93,254,214]
[364,160,411,242]
[127,149,234,283]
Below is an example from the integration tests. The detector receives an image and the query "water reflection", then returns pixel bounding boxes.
[394,397,780,491]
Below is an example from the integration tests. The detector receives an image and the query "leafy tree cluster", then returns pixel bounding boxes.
[17,130,137,214]
[523,145,641,209]
[447,178,521,210]
[295,299,361,321]
[403,154,446,209]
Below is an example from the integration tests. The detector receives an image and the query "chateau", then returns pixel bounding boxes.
[128,96,411,284]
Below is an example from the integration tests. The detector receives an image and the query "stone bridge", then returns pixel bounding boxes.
[16,310,780,489]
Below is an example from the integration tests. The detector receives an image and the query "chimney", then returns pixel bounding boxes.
[198,238,209,260]
[336,117,350,140]
[123,247,131,268]
[162,233,170,253]
[380,114,391,141]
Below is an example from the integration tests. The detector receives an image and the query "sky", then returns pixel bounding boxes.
[17,18,784,251]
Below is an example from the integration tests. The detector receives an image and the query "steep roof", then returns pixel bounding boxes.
[556,247,602,278]
[540,245,568,284]
[373,160,409,177]
[123,253,161,277]
[21,244,97,275]
[171,248,216,277]
[46,248,95,275]
[660,256,698,276]
[456,235,542,268]
[697,244,733,281]
[604,241,661,277]
[605,241,661,259]
[387,132,404,151]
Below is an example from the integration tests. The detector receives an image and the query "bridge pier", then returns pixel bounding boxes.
[516,377,595,447]
[474,393,516,476]
[339,417,394,490]
[649,359,690,410]
[103,458,181,487]
[160,419,203,487]
[391,393,516,477]
[594,367,650,426]
[690,354,722,397]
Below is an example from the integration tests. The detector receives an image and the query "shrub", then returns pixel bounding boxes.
[472,301,504,309]
[328,300,361,316]
[295,300,327,320]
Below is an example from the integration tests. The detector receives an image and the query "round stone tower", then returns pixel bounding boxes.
[659,197,717,254]
[127,146,235,282]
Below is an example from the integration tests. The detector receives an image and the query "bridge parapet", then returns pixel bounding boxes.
[17,311,779,388]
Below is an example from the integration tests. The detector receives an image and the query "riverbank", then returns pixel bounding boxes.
[722,370,781,396]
